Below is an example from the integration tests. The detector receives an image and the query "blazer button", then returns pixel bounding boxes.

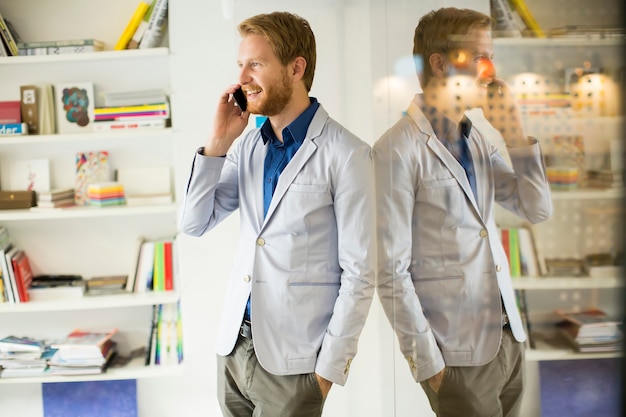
[243,275,251,282]
[256,237,265,246]
[496,265,502,272]
[480,229,488,238]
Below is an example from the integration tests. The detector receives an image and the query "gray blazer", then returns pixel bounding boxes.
[373,97,552,382]
[179,104,376,385]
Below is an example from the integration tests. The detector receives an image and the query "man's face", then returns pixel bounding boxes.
[237,34,293,116]
[443,27,495,110]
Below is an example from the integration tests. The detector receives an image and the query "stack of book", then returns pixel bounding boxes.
[17,39,104,56]
[35,188,76,209]
[87,182,125,207]
[586,169,623,189]
[0,100,28,136]
[546,166,579,190]
[27,275,85,301]
[555,308,623,353]
[0,227,35,304]
[128,237,176,293]
[48,328,118,375]
[85,275,128,296]
[0,335,55,378]
[93,100,170,132]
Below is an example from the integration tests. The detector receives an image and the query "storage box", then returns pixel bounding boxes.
[0,190,36,209]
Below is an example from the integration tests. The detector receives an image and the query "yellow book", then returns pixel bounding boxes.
[508,0,545,37]
[114,1,150,50]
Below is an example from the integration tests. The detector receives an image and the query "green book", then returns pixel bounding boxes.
[508,228,521,277]
[152,241,165,291]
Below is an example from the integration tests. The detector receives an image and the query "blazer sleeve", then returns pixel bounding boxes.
[373,133,445,382]
[179,145,241,236]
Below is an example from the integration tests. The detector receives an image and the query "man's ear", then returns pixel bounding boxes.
[291,56,307,81]
[428,53,447,78]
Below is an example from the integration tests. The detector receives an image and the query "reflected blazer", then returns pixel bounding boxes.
[373,97,552,382]
[179,104,376,386]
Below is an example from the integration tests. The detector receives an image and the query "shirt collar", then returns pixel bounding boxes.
[260,97,320,145]
[419,102,473,143]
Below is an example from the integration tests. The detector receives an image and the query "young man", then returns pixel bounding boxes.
[373,7,552,417]
[179,11,376,417]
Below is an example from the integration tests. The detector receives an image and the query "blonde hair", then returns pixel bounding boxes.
[238,11,317,92]
[413,8,493,85]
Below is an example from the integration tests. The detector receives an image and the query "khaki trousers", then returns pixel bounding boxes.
[217,334,326,417]
[420,326,525,417]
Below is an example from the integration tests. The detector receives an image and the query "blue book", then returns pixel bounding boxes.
[0,123,28,135]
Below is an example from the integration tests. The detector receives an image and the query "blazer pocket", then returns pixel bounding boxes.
[422,177,456,189]
[287,183,328,194]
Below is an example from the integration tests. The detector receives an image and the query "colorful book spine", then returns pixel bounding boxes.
[152,241,165,291]
[0,123,28,136]
[139,0,168,49]
[93,119,166,132]
[508,228,521,277]
[164,240,173,291]
[114,1,150,50]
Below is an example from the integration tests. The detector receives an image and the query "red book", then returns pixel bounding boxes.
[0,100,21,123]
[501,228,510,266]
[164,240,173,291]
[10,250,33,302]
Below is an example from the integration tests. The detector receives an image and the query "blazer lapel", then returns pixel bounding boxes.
[252,138,267,229]
[408,100,481,216]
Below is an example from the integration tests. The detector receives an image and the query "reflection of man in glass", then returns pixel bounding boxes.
[373,7,552,417]
[179,11,376,417]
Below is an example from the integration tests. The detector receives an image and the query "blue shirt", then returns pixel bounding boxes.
[244,97,320,321]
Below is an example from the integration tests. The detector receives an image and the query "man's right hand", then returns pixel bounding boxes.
[427,368,446,394]
[203,84,250,156]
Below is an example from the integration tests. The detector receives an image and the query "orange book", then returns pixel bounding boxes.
[164,240,173,291]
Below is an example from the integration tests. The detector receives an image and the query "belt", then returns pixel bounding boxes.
[239,319,252,339]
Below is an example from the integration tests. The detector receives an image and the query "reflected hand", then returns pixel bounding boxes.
[482,79,527,147]
[427,368,446,394]
[315,373,333,398]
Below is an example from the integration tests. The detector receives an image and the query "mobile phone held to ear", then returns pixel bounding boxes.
[233,87,247,112]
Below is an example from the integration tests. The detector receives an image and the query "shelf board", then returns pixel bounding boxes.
[525,347,622,361]
[0,47,170,65]
[513,276,623,290]
[551,188,623,200]
[0,127,173,146]
[0,291,180,312]
[0,357,182,384]
[0,203,177,221]
[494,37,625,47]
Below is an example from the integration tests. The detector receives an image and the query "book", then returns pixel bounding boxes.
[38,84,56,134]
[139,0,168,49]
[0,243,16,303]
[127,0,156,49]
[0,12,18,56]
[94,102,170,121]
[19,44,105,56]
[0,122,28,136]
[152,240,165,291]
[0,100,21,123]
[10,250,33,302]
[93,118,167,132]
[490,0,522,38]
[37,188,75,203]
[0,335,45,353]
[4,245,20,302]
[27,275,85,303]
[163,240,173,291]
[126,237,145,292]
[100,88,167,107]
[114,1,151,50]
[17,39,104,49]
[555,308,622,339]
[20,85,39,134]
[134,240,156,292]
[54,82,96,134]
[51,328,118,357]
[508,227,521,277]
[508,0,545,37]
[9,158,50,192]
[517,226,539,277]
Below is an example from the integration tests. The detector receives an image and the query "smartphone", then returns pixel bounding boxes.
[233,87,247,112]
